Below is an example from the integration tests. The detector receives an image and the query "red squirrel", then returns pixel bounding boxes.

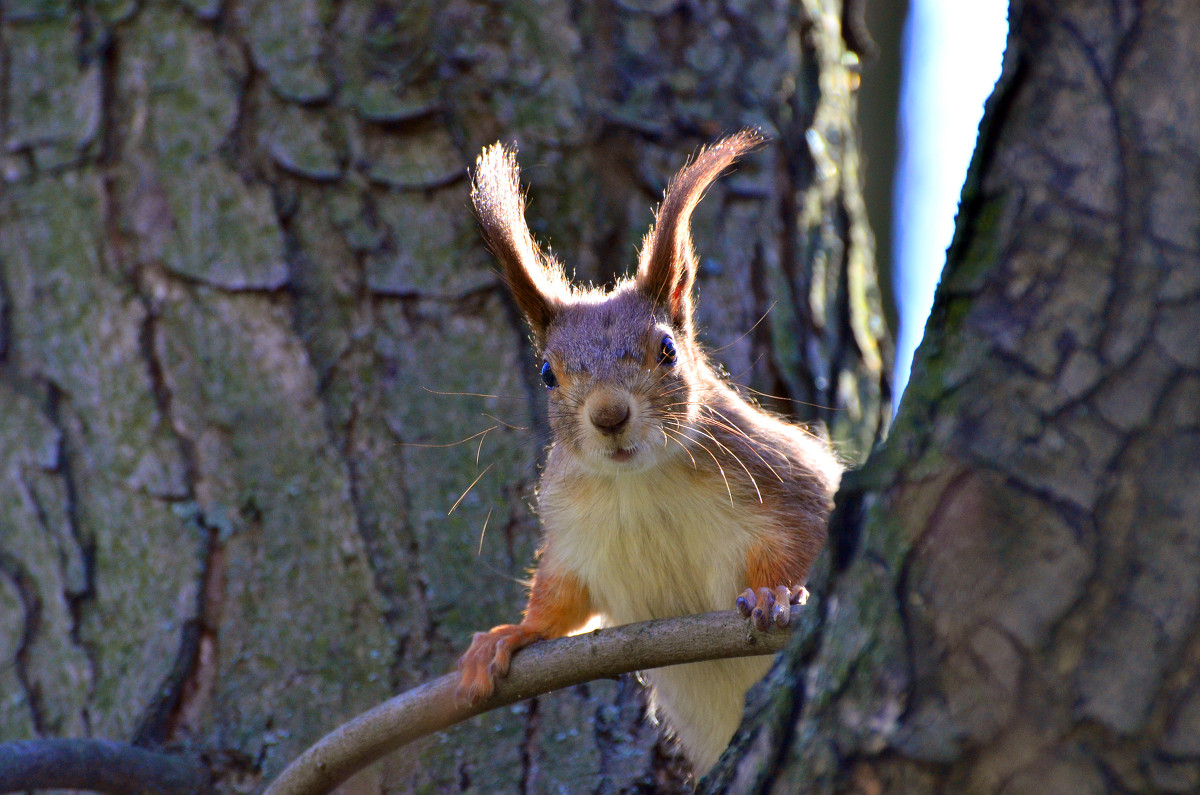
[457,131,841,772]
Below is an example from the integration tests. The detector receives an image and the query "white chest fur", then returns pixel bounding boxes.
[538,460,774,771]
[540,462,762,624]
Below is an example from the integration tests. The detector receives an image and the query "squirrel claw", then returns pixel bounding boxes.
[752,606,769,631]
[454,668,493,706]
[739,584,807,629]
[456,634,499,706]
[736,587,757,616]
[748,587,774,630]
[454,679,488,706]
[456,627,514,706]
[456,624,540,706]
[771,585,792,626]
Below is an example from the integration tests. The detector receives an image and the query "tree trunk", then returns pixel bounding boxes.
[0,0,885,791]
[704,0,1200,791]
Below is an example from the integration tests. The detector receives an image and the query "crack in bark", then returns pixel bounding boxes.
[0,551,45,734]
[129,510,217,748]
[125,301,212,746]
[41,381,98,734]
[101,27,213,739]
[1063,5,1147,367]
[518,695,540,795]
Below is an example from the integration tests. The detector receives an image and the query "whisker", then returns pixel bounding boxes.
[475,426,491,465]
[402,425,499,450]
[448,462,494,515]
[421,386,525,401]
[477,507,494,556]
[695,413,789,470]
[677,428,734,506]
[693,425,762,504]
[481,412,529,431]
[726,381,840,413]
[711,301,777,353]
[469,557,532,588]
[694,417,786,481]
[725,352,768,384]
[697,406,788,478]
[661,425,699,469]
[675,384,832,445]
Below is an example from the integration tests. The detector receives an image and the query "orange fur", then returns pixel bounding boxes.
[457,566,592,703]
[745,515,825,591]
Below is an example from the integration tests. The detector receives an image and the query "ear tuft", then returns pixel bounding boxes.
[472,143,569,338]
[636,129,764,328]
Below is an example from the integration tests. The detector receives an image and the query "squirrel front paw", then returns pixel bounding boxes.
[456,624,541,704]
[736,585,808,630]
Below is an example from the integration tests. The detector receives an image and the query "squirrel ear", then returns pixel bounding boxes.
[637,130,764,328]
[472,143,568,337]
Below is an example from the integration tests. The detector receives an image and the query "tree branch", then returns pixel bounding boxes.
[0,738,206,794]
[264,610,792,795]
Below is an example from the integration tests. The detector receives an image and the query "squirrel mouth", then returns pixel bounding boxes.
[609,448,635,462]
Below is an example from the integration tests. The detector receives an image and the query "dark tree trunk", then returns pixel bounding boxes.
[704,0,1200,791]
[0,0,884,791]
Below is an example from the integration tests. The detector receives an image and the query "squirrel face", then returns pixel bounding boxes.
[470,130,768,473]
[539,289,698,473]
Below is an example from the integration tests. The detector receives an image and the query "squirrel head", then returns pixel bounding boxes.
[471,131,763,473]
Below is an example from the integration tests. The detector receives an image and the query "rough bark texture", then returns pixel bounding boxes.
[855,0,905,330]
[0,0,884,792]
[703,0,1200,791]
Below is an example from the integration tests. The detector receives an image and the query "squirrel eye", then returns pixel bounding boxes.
[540,361,558,389]
[659,334,678,367]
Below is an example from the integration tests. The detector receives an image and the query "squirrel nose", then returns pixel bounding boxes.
[589,401,630,435]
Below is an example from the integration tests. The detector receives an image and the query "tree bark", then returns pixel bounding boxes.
[703,0,1200,791]
[0,0,884,792]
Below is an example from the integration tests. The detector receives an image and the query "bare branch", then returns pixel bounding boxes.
[0,738,206,794]
[264,610,792,795]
